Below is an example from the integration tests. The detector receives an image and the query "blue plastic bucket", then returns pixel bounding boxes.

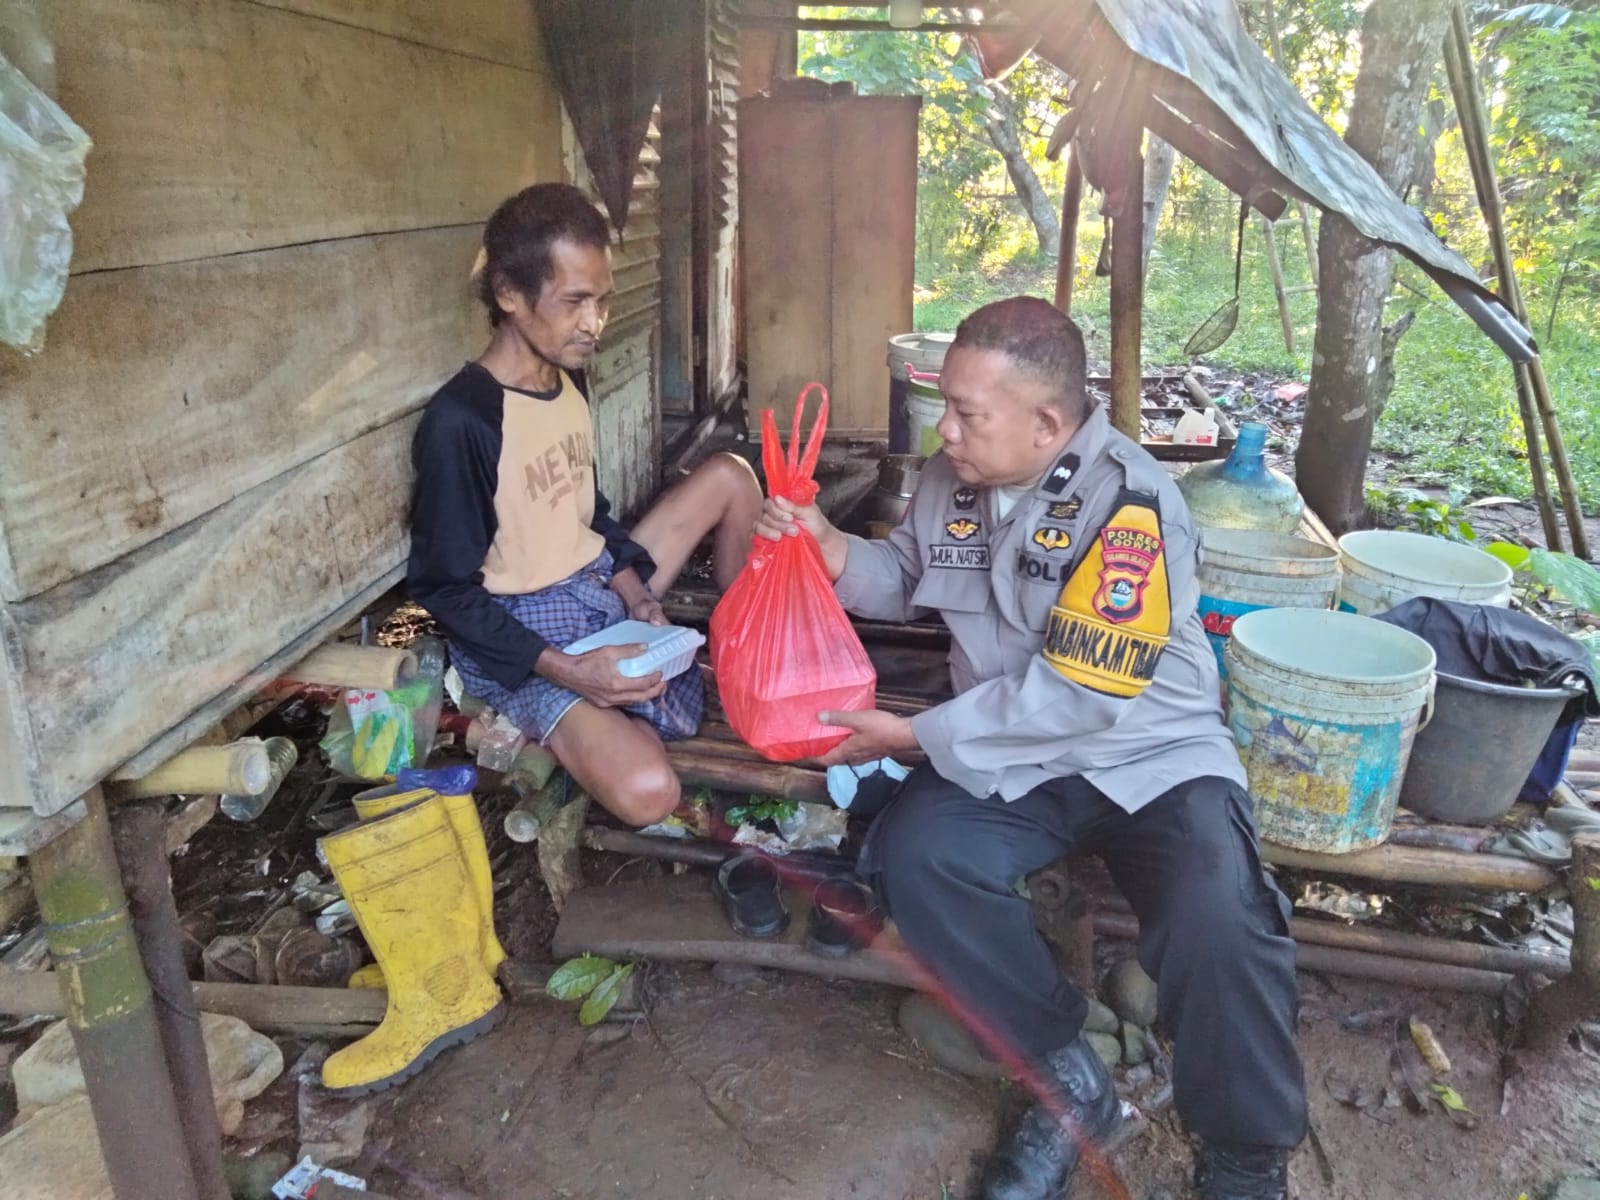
[1225,608,1435,854]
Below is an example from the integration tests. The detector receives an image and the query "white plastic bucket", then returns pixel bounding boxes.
[1225,608,1436,854]
[1198,528,1341,678]
[906,371,945,457]
[1336,530,1513,616]
[888,333,953,453]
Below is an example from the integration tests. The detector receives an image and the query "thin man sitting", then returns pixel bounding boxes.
[409,184,761,825]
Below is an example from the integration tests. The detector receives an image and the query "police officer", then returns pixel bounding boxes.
[755,298,1306,1200]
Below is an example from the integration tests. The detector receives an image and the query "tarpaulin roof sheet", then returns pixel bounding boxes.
[984,0,1534,361]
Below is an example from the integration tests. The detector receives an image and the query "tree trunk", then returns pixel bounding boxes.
[1295,0,1450,534]
[1141,135,1177,272]
[984,84,1060,255]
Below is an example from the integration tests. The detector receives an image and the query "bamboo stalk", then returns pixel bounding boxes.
[665,749,831,803]
[504,769,567,844]
[111,800,231,1200]
[1260,215,1296,356]
[1093,912,1510,994]
[1092,891,1566,977]
[1261,839,1558,892]
[1054,152,1085,317]
[110,742,270,799]
[282,643,419,690]
[1444,6,1580,556]
[29,789,201,1200]
[1262,0,1320,285]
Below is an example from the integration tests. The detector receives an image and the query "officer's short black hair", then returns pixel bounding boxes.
[476,184,611,325]
[952,296,1091,422]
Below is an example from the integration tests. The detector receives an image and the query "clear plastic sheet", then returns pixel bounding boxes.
[0,51,91,353]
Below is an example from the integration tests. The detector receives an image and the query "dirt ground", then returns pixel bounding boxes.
[263,863,1599,1200]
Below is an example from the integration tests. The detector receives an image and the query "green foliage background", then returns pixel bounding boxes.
[796,3,1600,514]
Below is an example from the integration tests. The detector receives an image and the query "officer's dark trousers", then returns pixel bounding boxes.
[863,766,1307,1149]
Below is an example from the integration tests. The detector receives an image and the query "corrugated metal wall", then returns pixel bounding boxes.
[703,0,741,403]
[566,109,663,517]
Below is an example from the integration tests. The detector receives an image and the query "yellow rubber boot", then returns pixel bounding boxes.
[346,769,506,984]
[319,795,503,1095]
[346,783,436,990]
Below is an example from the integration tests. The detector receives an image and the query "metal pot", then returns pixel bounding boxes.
[873,453,925,524]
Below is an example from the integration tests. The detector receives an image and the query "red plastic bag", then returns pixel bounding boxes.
[709,385,877,762]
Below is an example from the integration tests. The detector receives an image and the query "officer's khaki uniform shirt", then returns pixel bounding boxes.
[835,407,1246,813]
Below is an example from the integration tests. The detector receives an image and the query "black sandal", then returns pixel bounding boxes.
[712,853,790,939]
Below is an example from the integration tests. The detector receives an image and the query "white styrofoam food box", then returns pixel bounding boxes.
[562,620,706,679]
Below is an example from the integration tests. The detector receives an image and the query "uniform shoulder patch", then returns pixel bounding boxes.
[1042,490,1171,697]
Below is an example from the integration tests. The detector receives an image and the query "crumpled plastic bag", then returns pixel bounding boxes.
[0,50,91,353]
[709,385,877,761]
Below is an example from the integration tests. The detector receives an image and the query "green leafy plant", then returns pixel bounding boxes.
[1365,485,1477,543]
[1484,542,1600,612]
[724,795,800,828]
[546,954,635,1026]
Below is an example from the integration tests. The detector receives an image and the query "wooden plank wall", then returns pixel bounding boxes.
[740,95,919,437]
[0,0,569,815]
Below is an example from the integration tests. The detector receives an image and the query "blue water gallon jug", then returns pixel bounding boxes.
[1176,421,1304,533]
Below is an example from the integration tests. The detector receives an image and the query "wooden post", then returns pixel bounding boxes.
[1054,152,1085,316]
[29,789,201,1200]
[1444,5,1583,557]
[1108,140,1146,439]
[110,800,230,1200]
[1533,831,1600,1038]
[1260,216,1296,355]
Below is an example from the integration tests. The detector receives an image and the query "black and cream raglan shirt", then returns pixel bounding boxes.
[407,362,654,690]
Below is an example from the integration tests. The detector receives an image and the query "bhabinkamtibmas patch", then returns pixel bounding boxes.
[1043,491,1171,697]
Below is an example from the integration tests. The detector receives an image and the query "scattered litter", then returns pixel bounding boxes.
[475,713,527,772]
[1296,880,1386,921]
[272,1156,366,1198]
[290,871,342,913]
[314,899,357,938]
[1409,1018,1453,1075]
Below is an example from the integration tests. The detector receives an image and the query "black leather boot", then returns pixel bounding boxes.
[981,1035,1122,1200]
[1194,1141,1289,1199]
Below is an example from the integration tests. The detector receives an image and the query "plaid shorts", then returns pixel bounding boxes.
[450,550,704,745]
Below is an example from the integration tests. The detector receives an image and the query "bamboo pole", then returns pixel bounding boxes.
[1260,216,1296,355]
[1054,152,1085,316]
[1093,912,1510,994]
[1444,5,1582,557]
[29,789,201,1200]
[110,801,230,1200]
[1261,839,1557,892]
[1092,891,1566,977]
[1262,0,1319,285]
[504,769,567,844]
[283,643,418,690]
[1109,139,1146,438]
[110,741,269,798]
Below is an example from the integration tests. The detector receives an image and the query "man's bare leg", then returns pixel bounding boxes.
[628,451,763,592]
[546,704,681,826]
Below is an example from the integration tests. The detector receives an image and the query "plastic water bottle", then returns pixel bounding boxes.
[406,635,448,766]
[1176,421,1304,533]
[219,737,299,822]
